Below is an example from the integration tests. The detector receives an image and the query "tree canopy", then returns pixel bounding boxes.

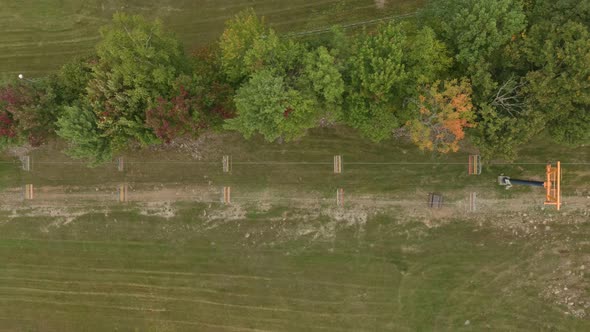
[224,69,318,142]
[404,79,476,153]
[56,104,112,165]
[87,13,189,151]
[524,21,590,145]
[0,7,585,165]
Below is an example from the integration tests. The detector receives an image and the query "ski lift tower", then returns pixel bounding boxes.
[498,161,561,210]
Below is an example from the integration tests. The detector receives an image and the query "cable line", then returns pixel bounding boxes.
[283,12,417,38]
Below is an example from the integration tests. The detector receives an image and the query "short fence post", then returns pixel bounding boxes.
[222,186,231,205]
[336,188,344,208]
[468,155,482,175]
[117,157,124,172]
[118,183,128,203]
[468,192,477,212]
[334,155,342,174]
[23,184,34,200]
[222,155,232,173]
[21,156,31,171]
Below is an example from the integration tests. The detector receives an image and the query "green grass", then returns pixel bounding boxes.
[0,208,588,331]
[14,126,590,208]
[0,0,424,81]
[0,127,588,330]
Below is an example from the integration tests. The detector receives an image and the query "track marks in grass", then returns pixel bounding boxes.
[0,296,167,312]
[0,286,390,318]
[4,263,391,290]
[0,36,101,49]
[0,276,389,307]
[0,300,275,332]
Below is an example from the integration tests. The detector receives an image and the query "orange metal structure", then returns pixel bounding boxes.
[544,161,561,210]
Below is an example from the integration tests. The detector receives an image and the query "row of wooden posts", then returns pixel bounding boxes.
[19,155,481,210]
[20,183,476,212]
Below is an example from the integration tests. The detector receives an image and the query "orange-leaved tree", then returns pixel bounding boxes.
[405,79,475,153]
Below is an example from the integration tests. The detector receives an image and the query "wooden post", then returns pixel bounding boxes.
[223,187,231,205]
[24,184,34,200]
[468,155,481,175]
[117,157,124,172]
[468,192,477,212]
[334,155,342,174]
[21,156,31,171]
[222,155,232,173]
[118,183,128,203]
[336,188,344,208]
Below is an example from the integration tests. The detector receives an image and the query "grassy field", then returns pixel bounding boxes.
[0,0,424,81]
[8,126,590,208]
[0,127,589,330]
[1,205,589,331]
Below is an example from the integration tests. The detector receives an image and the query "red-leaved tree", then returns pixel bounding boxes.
[146,86,207,144]
[0,83,54,146]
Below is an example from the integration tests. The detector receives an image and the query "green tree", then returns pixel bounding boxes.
[224,69,318,142]
[471,103,545,159]
[342,23,408,142]
[342,22,451,142]
[301,46,345,114]
[220,9,304,83]
[56,104,112,165]
[87,13,189,151]
[526,0,590,26]
[219,9,268,83]
[524,21,590,145]
[427,0,526,68]
[424,0,527,100]
[54,56,94,106]
[404,27,452,86]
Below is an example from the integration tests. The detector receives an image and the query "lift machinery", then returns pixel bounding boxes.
[498,161,561,210]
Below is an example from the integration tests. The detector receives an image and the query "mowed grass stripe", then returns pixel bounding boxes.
[1,217,587,330]
[0,301,283,332]
[0,286,390,318]
[0,277,392,307]
[0,289,388,331]
[2,261,397,291]
[0,0,421,80]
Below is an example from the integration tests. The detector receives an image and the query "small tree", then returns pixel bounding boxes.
[224,69,318,142]
[0,81,58,146]
[220,9,304,83]
[300,46,345,121]
[56,104,112,165]
[471,103,545,160]
[343,23,408,142]
[146,85,206,144]
[219,9,268,83]
[403,26,452,87]
[524,21,590,145]
[87,13,189,150]
[54,56,94,106]
[426,0,526,68]
[403,79,476,153]
[191,47,236,123]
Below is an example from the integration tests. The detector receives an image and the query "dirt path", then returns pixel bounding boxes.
[2,183,587,222]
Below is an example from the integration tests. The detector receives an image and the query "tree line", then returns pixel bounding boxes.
[0,0,588,165]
